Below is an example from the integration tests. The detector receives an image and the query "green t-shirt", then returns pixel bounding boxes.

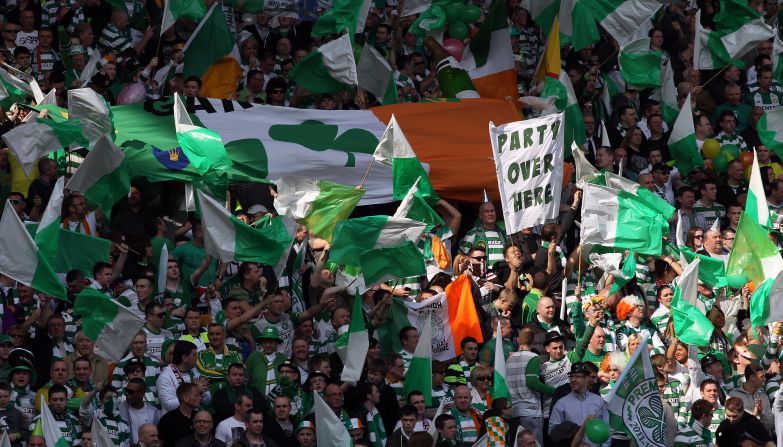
[171,241,218,287]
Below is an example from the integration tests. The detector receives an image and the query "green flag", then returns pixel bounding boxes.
[671,258,714,347]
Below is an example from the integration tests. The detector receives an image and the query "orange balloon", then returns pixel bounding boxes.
[739,152,754,169]
[748,281,757,293]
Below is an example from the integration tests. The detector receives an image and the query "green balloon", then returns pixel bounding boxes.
[444,3,461,22]
[460,4,481,23]
[712,152,729,173]
[448,20,468,40]
[584,420,610,444]
[722,144,740,161]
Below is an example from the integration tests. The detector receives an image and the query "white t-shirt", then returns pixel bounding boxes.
[215,416,246,447]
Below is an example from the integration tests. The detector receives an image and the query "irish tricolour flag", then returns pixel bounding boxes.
[459,0,518,102]
[491,321,510,400]
[0,200,65,300]
[197,190,292,265]
[74,287,145,362]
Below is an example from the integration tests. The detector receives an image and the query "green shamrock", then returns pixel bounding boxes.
[269,120,379,167]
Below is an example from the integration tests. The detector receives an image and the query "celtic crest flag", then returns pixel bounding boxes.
[607,339,667,446]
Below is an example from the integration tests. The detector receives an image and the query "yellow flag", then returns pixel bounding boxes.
[534,16,561,81]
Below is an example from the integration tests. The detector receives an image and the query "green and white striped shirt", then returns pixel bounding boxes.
[693,200,725,230]
[98,23,133,55]
[459,224,508,267]
[673,419,712,447]
[715,131,749,152]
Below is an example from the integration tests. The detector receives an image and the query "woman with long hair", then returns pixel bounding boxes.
[685,226,705,252]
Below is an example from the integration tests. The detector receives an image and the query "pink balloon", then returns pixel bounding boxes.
[116,82,147,105]
[442,38,465,61]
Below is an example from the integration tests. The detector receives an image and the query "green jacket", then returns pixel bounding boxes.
[245,351,288,396]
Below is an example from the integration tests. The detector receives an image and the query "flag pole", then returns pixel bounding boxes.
[359,158,374,189]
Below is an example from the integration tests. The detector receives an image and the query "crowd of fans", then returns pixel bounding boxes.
[2,0,783,447]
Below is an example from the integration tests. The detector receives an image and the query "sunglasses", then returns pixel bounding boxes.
[694,234,703,239]
[9,199,23,205]
[471,256,487,261]
[476,376,491,381]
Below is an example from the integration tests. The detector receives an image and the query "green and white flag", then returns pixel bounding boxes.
[0,201,65,300]
[606,340,667,447]
[727,213,783,286]
[667,93,703,175]
[609,252,637,294]
[773,29,783,81]
[357,44,397,105]
[602,171,675,221]
[0,431,10,447]
[527,0,559,35]
[273,176,365,242]
[569,0,661,51]
[174,92,232,178]
[37,396,70,447]
[680,246,728,289]
[314,391,352,446]
[66,135,130,216]
[79,48,103,85]
[359,240,426,285]
[618,38,662,89]
[73,287,145,362]
[330,215,427,268]
[671,257,713,346]
[694,4,774,70]
[758,106,783,162]
[312,0,372,36]
[0,63,43,103]
[393,176,445,232]
[34,176,65,260]
[402,312,433,406]
[660,57,679,124]
[540,71,584,156]
[600,71,625,120]
[157,243,168,295]
[68,88,113,145]
[91,415,114,447]
[161,0,207,36]
[288,33,357,95]
[373,114,439,203]
[581,183,664,255]
[747,150,772,228]
[749,270,783,330]
[339,289,369,386]
[572,142,601,189]
[197,189,293,265]
[1,115,88,176]
[491,321,510,400]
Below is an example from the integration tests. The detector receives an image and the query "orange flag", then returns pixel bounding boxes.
[446,274,484,355]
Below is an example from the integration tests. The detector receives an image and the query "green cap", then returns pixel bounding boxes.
[255,326,282,343]
[0,334,12,345]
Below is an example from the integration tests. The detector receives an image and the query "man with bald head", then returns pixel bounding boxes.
[521,296,569,362]
[459,201,508,267]
[698,228,727,265]
[138,424,161,447]
[638,173,655,192]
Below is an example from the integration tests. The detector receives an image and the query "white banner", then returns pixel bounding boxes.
[490,113,564,234]
[396,293,456,361]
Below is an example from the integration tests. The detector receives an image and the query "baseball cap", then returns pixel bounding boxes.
[568,362,591,376]
[544,331,565,345]
[700,354,720,372]
[651,162,671,173]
